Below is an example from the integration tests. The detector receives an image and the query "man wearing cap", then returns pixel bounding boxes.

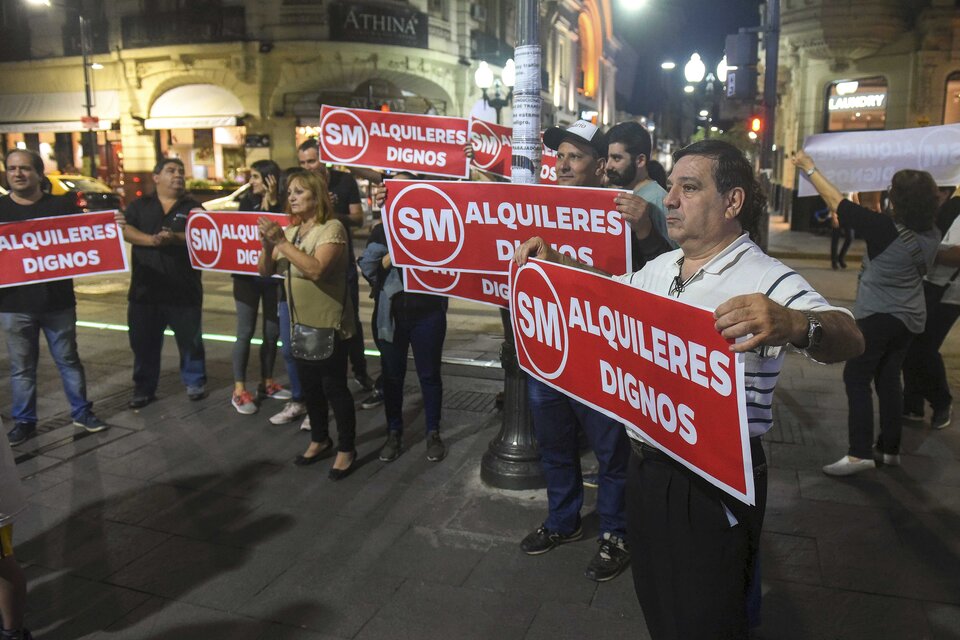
[518,120,631,583]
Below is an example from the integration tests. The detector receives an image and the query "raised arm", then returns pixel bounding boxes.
[791,150,844,213]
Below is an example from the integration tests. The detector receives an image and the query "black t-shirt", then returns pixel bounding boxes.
[937,196,960,237]
[328,169,361,274]
[328,169,361,219]
[0,194,79,313]
[125,194,203,306]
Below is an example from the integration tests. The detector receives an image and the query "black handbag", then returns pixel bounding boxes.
[286,229,345,361]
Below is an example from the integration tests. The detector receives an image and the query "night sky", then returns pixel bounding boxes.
[612,0,762,116]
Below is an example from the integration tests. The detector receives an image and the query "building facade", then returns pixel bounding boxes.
[773,0,960,217]
[0,0,617,197]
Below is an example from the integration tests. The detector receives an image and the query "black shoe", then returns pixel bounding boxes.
[584,532,630,582]
[128,395,156,409]
[379,431,403,462]
[7,422,36,446]
[328,450,356,481]
[354,374,375,392]
[187,386,208,401]
[582,472,599,489]
[839,259,848,269]
[1,628,34,640]
[932,406,952,430]
[426,431,445,462]
[902,408,924,421]
[360,389,384,410]
[294,438,333,466]
[520,523,583,555]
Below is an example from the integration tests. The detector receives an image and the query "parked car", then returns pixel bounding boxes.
[201,183,251,211]
[47,174,124,212]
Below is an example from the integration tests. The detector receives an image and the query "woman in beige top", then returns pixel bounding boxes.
[258,171,358,480]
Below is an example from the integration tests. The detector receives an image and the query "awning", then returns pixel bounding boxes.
[146,84,244,130]
[0,90,121,132]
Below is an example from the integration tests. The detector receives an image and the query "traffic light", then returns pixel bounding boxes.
[750,116,763,133]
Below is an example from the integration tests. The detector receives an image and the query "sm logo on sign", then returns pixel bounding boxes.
[408,268,461,293]
[388,183,465,267]
[470,121,510,171]
[187,212,222,268]
[513,262,568,380]
[319,109,369,163]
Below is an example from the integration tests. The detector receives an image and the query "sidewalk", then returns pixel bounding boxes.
[4,225,960,640]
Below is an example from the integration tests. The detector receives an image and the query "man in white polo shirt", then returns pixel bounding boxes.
[515,140,864,639]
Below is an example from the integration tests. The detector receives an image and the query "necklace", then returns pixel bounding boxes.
[671,256,694,296]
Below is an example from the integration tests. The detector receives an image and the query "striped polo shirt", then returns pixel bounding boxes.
[615,233,852,438]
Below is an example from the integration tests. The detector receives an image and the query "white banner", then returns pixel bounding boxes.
[798,124,960,196]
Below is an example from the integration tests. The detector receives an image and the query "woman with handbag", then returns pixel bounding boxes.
[792,151,941,476]
[258,171,358,480]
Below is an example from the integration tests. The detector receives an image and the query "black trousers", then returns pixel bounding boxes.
[628,439,767,640]
[295,339,355,452]
[902,281,960,414]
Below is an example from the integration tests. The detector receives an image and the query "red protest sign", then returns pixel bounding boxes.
[318,105,470,178]
[0,211,127,288]
[469,118,512,179]
[186,211,288,275]
[540,144,557,185]
[510,259,753,505]
[383,181,631,275]
[403,268,508,308]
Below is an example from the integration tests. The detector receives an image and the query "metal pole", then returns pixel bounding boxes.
[760,0,779,171]
[480,0,544,490]
[80,14,97,178]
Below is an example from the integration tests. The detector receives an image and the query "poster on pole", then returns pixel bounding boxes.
[318,105,471,178]
[403,268,509,308]
[798,124,960,196]
[186,211,288,276]
[382,180,631,275]
[509,258,753,505]
[0,211,127,287]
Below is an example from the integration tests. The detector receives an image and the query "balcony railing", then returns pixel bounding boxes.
[121,7,245,49]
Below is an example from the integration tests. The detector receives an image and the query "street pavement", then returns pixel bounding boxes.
[3,217,960,639]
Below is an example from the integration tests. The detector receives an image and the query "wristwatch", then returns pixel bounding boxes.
[804,312,823,350]
[805,166,817,177]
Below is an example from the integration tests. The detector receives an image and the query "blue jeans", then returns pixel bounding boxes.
[0,308,92,424]
[278,300,303,402]
[528,377,629,537]
[380,308,446,434]
[128,302,206,397]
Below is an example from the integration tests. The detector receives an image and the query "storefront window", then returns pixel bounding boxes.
[943,72,960,124]
[157,125,246,183]
[825,76,887,131]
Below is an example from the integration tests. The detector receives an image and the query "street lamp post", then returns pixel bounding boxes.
[474,60,516,125]
[25,0,98,178]
[480,0,544,491]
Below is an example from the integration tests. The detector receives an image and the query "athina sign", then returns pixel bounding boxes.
[318,105,471,178]
[510,259,754,505]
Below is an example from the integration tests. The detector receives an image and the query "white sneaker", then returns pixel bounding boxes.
[872,445,901,467]
[269,401,306,425]
[299,415,311,431]
[823,455,876,477]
